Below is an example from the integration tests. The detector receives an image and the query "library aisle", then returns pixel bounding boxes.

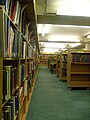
[26,67,90,120]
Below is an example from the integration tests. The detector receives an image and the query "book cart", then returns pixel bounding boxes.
[0,0,39,120]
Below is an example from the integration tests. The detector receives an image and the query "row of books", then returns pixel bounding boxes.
[20,64,26,85]
[0,7,36,58]
[27,45,36,59]
[62,55,67,62]
[62,70,67,76]
[3,66,17,103]
[62,63,67,69]
[72,54,90,62]
[0,0,21,26]
[2,63,35,119]
[2,93,19,120]
[0,11,28,58]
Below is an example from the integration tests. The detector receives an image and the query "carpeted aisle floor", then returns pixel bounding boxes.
[26,66,90,120]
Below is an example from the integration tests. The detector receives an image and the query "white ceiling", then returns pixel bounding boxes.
[36,0,90,52]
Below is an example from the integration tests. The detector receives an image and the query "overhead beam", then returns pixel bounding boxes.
[37,15,90,26]
[40,47,61,49]
[39,40,80,43]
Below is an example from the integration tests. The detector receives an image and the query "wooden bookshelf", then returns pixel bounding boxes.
[56,54,60,77]
[60,52,67,81]
[0,0,39,120]
[39,54,49,65]
[67,50,90,88]
[48,55,57,74]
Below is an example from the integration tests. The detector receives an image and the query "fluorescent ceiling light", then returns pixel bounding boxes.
[87,34,90,38]
[43,48,59,53]
[51,24,90,29]
[69,43,81,47]
[44,43,66,49]
[37,24,49,35]
[48,35,80,42]
[56,0,90,17]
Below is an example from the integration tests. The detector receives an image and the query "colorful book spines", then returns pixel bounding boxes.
[3,66,17,103]
[2,94,19,120]
[72,54,90,63]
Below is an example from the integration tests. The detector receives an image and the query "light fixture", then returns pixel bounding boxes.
[44,43,66,49]
[48,35,80,42]
[87,34,90,38]
[69,43,81,47]
[43,48,59,53]
[56,0,90,17]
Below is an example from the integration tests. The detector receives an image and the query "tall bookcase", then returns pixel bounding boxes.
[0,0,39,120]
[67,50,90,88]
[56,54,60,77]
[60,52,67,81]
[48,55,57,73]
[39,54,49,65]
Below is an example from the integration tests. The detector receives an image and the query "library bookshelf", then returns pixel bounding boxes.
[67,50,90,88]
[0,0,39,120]
[56,54,60,77]
[60,52,67,81]
[48,55,57,74]
[39,54,49,66]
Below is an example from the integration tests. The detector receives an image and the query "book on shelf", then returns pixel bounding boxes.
[2,105,11,120]
[0,0,4,5]
[19,86,24,104]
[22,11,27,36]
[13,0,21,26]
[0,9,5,57]
[22,41,27,58]
[62,63,67,69]
[24,80,28,96]
[5,96,16,120]
[13,29,18,58]
[3,66,18,103]
[28,79,31,88]
[8,25,14,58]
[11,66,17,95]
[17,32,22,58]
[62,70,67,76]
[8,0,13,16]
[62,55,67,62]
[3,65,12,101]
[72,54,90,63]
[10,0,17,21]
[20,64,26,85]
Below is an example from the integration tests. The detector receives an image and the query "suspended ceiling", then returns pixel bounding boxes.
[36,0,90,53]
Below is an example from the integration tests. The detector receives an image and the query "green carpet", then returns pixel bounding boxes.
[26,67,90,120]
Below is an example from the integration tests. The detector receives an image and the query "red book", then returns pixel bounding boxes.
[10,0,17,21]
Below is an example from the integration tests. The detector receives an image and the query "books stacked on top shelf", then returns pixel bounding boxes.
[0,3,28,58]
[0,0,21,27]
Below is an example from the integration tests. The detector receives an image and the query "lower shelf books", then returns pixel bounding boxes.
[2,94,19,120]
[3,65,17,103]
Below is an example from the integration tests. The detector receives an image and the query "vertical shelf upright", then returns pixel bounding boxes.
[60,52,67,81]
[56,54,60,77]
